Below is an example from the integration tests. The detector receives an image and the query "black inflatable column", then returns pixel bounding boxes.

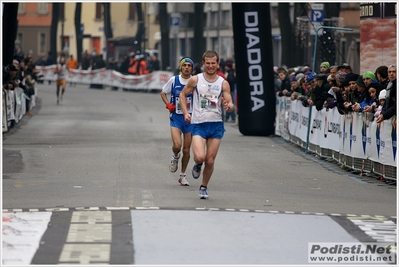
[232,3,275,136]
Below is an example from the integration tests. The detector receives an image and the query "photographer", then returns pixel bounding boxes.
[3,64,21,92]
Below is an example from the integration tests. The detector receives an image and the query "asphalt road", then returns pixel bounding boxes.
[2,82,397,266]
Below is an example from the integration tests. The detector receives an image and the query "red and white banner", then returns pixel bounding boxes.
[37,65,173,92]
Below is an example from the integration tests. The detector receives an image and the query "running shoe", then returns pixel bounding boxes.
[169,153,180,173]
[199,186,209,199]
[192,163,202,179]
[178,173,189,186]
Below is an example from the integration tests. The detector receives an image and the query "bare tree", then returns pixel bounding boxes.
[278,3,309,67]
[74,3,82,63]
[103,3,113,39]
[324,3,341,18]
[2,3,19,65]
[135,3,145,54]
[278,3,293,67]
[192,3,205,65]
[318,3,342,66]
[50,3,60,64]
[159,3,170,70]
[293,3,308,66]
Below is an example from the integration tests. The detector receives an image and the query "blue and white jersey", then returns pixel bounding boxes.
[162,75,193,115]
[191,73,224,124]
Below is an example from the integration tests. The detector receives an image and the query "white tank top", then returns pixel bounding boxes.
[191,73,224,124]
[57,64,67,79]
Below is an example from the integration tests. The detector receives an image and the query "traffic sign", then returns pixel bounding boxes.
[170,13,180,36]
[311,4,324,23]
[170,16,180,27]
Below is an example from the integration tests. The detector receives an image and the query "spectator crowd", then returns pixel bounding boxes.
[274,62,396,125]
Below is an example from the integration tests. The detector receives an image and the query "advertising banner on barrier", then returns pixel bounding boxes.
[368,118,379,162]
[319,108,340,152]
[379,118,397,166]
[37,65,173,92]
[14,87,26,123]
[3,91,8,132]
[275,96,290,140]
[6,90,15,123]
[298,102,310,142]
[289,98,299,137]
[340,113,352,156]
[351,112,366,159]
[282,97,396,167]
[309,106,321,146]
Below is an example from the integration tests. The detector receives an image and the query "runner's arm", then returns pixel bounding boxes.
[222,80,234,112]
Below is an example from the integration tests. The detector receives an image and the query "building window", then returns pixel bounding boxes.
[39,33,47,54]
[18,3,26,14]
[38,3,48,14]
[221,10,230,27]
[129,3,136,20]
[211,11,218,28]
[95,3,103,19]
[211,37,218,51]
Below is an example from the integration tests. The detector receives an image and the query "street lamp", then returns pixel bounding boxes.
[305,25,353,154]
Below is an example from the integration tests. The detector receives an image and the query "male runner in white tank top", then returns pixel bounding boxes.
[180,50,235,199]
[54,57,68,104]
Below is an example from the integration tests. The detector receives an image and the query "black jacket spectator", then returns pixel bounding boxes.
[148,56,160,73]
[381,79,396,120]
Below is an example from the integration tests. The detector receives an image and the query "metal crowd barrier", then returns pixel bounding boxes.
[275,96,397,181]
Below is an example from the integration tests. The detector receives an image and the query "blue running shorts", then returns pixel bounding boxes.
[170,113,193,134]
[192,122,225,139]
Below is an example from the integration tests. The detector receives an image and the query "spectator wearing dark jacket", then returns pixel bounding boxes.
[224,62,236,122]
[352,75,370,112]
[119,55,130,75]
[377,64,396,123]
[375,65,389,89]
[313,74,331,111]
[276,67,291,97]
[3,64,19,91]
[148,55,160,73]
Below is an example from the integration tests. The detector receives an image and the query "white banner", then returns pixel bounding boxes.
[3,91,8,132]
[37,65,173,92]
[275,96,290,140]
[378,118,397,166]
[288,98,299,137]
[298,104,310,142]
[6,89,15,122]
[319,108,341,152]
[14,87,26,122]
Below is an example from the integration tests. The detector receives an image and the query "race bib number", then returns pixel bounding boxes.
[175,96,193,114]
